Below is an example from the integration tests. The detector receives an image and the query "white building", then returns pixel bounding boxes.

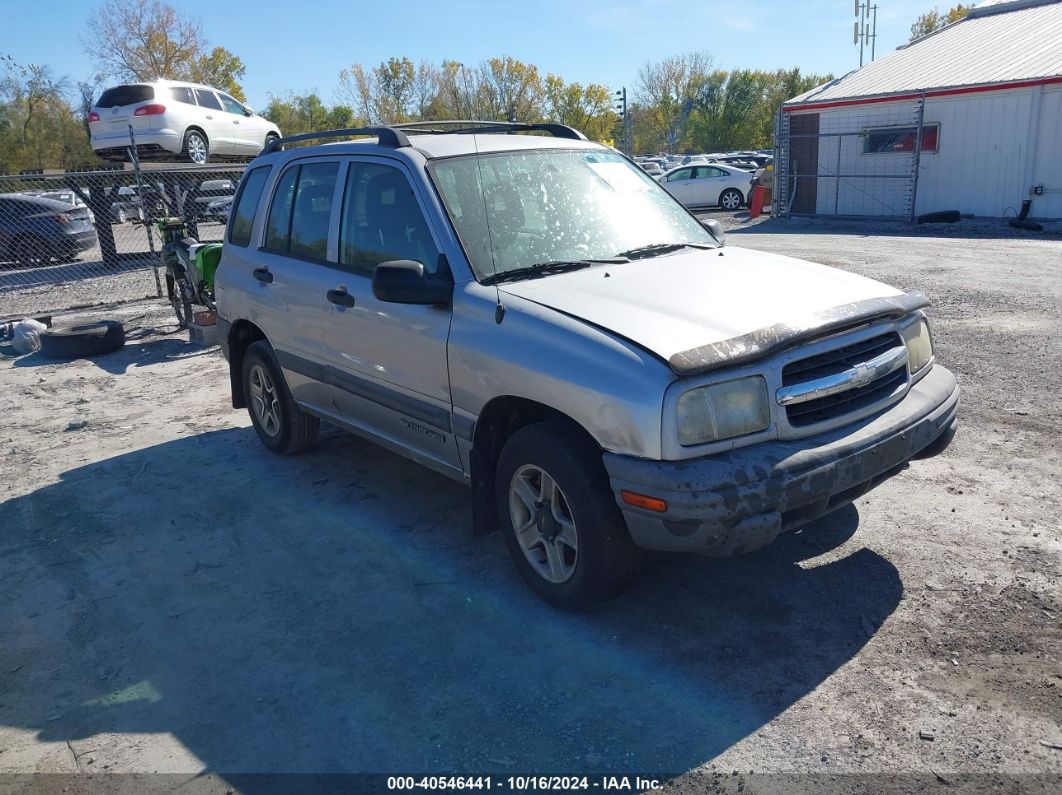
[782,0,1062,220]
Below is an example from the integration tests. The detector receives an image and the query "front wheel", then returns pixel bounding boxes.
[241,340,319,455]
[495,421,641,609]
[719,188,743,210]
[263,132,279,153]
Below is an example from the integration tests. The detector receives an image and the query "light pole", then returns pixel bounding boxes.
[614,88,631,157]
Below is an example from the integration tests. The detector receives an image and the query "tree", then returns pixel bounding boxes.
[636,52,715,151]
[262,92,361,136]
[82,0,246,98]
[910,4,969,41]
[543,76,614,142]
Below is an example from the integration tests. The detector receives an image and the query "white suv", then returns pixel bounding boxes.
[89,80,281,164]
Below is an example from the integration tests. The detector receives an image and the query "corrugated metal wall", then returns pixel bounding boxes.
[784,84,1060,220]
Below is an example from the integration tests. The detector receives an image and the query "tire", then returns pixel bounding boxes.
[183,129,209,164]
[115,208,128,225]
[263,133,279,153]
[719,188,743,210]
[495,421,641,609]
[39,320,125,359]
[241,340,319,455]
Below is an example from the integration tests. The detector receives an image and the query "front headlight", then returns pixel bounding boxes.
[676,376,771,446]
[900,316,934,374]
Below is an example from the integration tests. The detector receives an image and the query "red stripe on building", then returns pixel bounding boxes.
[783,75,1062,112]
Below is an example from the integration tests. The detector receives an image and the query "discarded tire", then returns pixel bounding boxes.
[39,320,125,359]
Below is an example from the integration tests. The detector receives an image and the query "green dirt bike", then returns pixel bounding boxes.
[154,218,222,328]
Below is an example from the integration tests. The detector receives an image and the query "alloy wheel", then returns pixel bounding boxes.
[508,464,579,584]
[248,363,282,438]
[187,133,208,164]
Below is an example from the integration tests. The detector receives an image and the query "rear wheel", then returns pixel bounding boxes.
[495,421,641,609]
[183,129,209,164]
[241,340,319,455]
[719,188,743,210]
[115,208,128,224]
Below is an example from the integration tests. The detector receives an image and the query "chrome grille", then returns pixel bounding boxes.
[782,332,901,386]
[781,331,908,428]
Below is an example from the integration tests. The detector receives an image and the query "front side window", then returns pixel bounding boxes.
[228,165,272,247]
[667,168,692,182]
[429,148,715,280]
[218,93,245,115]
[194,89,223,111]
[339,163,438,276]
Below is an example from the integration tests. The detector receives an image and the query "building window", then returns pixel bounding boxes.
[863,124,939,154]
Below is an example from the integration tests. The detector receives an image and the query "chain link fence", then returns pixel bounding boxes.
[776,97,929,220]
[0,163,245,320]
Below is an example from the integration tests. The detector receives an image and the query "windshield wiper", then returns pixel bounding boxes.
[613,242,716,260]
[483,258,627,285]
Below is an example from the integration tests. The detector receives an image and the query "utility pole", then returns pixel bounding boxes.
[854,1,878,67]
[614,88,632,157]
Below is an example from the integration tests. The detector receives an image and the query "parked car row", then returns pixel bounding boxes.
[631,150,772,209]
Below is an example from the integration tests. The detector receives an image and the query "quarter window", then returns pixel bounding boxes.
[170,86,196,105]
[228,165,272,247]
[339,163,438,276]
[194,89,223,111]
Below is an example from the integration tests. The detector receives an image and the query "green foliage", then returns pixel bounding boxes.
[262,92,362,136]
[910,4,970,41]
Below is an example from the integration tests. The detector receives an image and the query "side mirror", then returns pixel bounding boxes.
[243,107,254,117]
[372,260,452,305]
[701,218,725,245]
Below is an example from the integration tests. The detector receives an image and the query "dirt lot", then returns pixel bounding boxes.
[0,217,1059,793]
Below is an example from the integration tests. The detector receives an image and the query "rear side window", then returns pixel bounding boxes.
[96,85,154,107]
[170,86,196,105]
[228,165,272,247]
[194,89,223,111]
[263,162,340,259]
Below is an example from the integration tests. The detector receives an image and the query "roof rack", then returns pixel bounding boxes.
[261,126,412,155]
[390,120,587,140]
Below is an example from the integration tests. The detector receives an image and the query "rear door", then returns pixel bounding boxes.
[242,157,342,411]
[191,88,236,156]
[320,156,461,475]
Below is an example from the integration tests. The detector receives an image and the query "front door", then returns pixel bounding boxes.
[218,92,260,156]
[321,157,461,475]
[192,88,236,157]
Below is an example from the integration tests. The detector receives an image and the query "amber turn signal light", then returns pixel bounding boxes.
[620,490,668,513]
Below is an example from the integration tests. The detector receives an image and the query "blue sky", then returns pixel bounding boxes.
[8,0,933,109]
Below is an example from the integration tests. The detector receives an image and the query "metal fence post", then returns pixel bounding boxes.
[128,125,162,296]
[908,90,927,223]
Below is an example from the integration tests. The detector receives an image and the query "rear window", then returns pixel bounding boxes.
[228,166,272,247]
[96,85,154,108]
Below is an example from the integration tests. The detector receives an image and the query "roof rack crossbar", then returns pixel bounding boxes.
[390,120,587,141]
[262,126,411,155]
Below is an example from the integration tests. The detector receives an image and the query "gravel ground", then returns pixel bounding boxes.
[0,218,1059,793]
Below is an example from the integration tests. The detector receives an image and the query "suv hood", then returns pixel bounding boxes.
[499,246,920,375]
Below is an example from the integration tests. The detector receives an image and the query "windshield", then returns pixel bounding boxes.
[428,148,716,281]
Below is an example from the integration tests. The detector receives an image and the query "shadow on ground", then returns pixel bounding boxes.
[0,426,902,783]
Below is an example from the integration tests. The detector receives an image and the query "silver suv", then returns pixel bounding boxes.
[215,123,959,609]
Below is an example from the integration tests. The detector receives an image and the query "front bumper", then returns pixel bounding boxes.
[603,364,959,555]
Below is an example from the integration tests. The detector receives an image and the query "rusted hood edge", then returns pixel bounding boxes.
[668,292,930,377]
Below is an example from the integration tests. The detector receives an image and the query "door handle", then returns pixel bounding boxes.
[327,287,355,308]
[234,120,240,125]
[252,267,273,284]
[205,114,213,120]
